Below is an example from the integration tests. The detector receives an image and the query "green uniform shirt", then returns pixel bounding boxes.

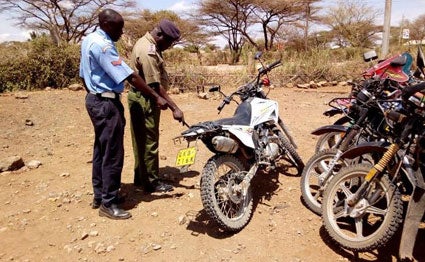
[130,32,170,90]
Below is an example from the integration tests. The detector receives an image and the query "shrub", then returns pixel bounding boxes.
[0,36,80,92]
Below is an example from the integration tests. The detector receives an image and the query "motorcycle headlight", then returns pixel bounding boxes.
[356,89,372,104]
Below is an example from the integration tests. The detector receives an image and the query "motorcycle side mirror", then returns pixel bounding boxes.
[363,50,378,62]
[209,85,221,92]
[254,51,263,60]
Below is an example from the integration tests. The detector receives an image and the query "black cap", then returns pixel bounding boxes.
[158,19,180,40]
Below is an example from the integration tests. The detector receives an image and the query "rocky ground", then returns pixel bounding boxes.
[0,84,423,262]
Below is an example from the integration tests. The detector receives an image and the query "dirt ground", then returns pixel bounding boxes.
[0,84,423,262]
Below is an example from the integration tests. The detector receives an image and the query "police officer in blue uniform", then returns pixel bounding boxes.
[80,9,168,220]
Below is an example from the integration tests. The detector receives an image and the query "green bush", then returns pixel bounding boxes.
[0,36,80,92]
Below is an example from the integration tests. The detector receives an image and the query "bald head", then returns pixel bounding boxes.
[98,9,124,42]
[99,9,122,25]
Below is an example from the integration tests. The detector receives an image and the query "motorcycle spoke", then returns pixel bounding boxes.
[365,206,387,216]
[215,184,243,219]
[338,182,354,198]
[354,217,365,239]
[333,208,346,219]
[223,203,231,217]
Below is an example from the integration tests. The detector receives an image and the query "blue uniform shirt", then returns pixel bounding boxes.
[79,29,133,93]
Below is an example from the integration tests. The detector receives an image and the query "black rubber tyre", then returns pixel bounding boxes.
[300,148,349,215]
[200,154,253,232]
[322,164,403,252]
[277,132,304,175]
[315,131,345,153]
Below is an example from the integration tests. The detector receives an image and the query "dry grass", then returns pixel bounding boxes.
[167,48,372,91]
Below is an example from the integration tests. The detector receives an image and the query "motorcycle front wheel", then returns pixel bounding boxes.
[315,131,345,153]
[322,164,403,252]
[301,148,349,215]
[200,154,253,232]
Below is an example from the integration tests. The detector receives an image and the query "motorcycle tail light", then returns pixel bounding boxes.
[262,78,270,86]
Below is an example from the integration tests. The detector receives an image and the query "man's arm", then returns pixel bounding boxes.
[157,85,184,123]
[126,73,168,109]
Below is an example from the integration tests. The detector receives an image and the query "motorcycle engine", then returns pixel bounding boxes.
[263,142,279,160]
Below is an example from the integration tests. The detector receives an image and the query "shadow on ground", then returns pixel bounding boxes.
[319,225,425,261]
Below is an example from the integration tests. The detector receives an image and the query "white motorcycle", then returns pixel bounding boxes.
[175,52,304,232]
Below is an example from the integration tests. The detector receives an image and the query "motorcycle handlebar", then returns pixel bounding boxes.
[217,101,226,111]
[217,96,232,112]
[259,60,281,74]
[268,60,281,70]
[215,58,281,112]
[402,81,425,98]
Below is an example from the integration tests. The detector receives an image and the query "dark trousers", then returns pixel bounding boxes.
[127,90,161,187]
[85,93,125,207]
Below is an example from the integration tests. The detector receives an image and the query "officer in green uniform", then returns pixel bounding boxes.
[128,19,184,193]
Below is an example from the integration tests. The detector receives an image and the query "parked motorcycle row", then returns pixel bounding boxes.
[174,48,425,260]
[303,47,425,261]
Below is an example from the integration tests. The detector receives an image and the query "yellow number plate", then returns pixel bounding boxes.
[175,147,197,166]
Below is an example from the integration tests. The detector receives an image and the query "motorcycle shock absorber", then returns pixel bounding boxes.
[365,143,400,181]
[348,143,400,207]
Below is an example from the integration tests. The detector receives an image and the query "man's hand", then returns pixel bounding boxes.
[172,108,184,123]
[156,96,168,110]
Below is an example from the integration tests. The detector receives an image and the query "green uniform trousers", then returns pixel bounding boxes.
[128,89,161,187]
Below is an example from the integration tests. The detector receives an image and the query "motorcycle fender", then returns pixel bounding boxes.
[340,141,388,159]
[311,125,348,136]
[323,108,342,117]
[333,116,351,126]
[223,125,255,149]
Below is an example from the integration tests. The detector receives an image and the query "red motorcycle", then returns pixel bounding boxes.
[314,50,415,153]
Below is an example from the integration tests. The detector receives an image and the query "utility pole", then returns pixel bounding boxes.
[382,0,392,57]
[304,1,311,50]
[398,14,404,46]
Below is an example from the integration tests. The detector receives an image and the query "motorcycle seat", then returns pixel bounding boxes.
[215,101,252,126]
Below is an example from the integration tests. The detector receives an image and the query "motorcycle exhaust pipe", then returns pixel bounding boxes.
[212,136,238,153]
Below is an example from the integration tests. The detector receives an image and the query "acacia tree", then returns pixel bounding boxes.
[249,0,310,51]
[123,9,210,63]
[125,9,209,48]
[0,0,135,45]
[197,0,254,64]
[321,0,380,48]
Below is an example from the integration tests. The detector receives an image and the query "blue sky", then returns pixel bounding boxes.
[0,0,423,42]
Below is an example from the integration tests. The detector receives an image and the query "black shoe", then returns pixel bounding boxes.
[93,195,125,209]
[92,199,101,209]
[99,204,132,220]
[147,181,174,193]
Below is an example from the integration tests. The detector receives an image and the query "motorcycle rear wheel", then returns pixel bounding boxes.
[322,164,403,252]
[200,154,253,232]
